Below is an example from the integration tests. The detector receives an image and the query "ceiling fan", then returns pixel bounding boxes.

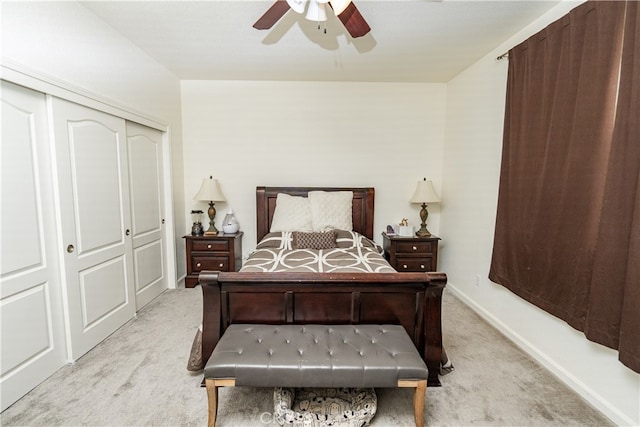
[253,0,371,38]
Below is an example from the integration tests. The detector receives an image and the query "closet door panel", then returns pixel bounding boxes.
[51,97,135,360]
[0,81,66,411]
[126,122,167,309]
[79,256,128,327]
[70,123,124,253]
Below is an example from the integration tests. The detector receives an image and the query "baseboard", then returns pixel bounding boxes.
[447,283,634,427]
[176,274,187,289]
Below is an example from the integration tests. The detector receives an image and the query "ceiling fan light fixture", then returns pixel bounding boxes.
[306,0,327,22]
[329,0,350,15]
[286,0,307,14]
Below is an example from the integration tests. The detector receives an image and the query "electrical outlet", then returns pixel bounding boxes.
[475,273,482,287]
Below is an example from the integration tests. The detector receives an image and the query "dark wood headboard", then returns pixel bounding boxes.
[256,186,375,242]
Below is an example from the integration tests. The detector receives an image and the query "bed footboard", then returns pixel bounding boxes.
[199,271,447,386]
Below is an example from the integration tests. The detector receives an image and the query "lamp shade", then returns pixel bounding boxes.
[306,0,327,21]
[410,178,440,204]
[193,176,226,202]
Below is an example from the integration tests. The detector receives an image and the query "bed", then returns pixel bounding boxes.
[197,186,448,386]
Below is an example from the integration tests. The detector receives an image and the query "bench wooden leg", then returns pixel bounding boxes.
[398,379,427,427]
[205,379,218,427]
[206,378,236,427]
[413,380,427,427]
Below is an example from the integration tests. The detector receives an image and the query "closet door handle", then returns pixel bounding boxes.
[66,244,75,253]
[125,229,131,236]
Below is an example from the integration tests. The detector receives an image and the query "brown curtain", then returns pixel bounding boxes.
[489,1,639,373]
[589,1,640,372]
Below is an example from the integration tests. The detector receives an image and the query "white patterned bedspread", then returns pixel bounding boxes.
[240,231,396,273]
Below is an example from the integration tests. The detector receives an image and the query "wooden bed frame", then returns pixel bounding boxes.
[199,186,447,386]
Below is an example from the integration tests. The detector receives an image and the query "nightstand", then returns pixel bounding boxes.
[382,232,440,272]
[184,232,243,288]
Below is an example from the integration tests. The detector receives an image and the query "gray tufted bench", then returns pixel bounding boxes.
[204,324,428,427]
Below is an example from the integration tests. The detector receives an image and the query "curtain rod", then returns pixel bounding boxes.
[497,52,509,61]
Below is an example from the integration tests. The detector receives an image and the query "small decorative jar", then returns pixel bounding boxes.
[222,210,239,234]
[190,210,204,236]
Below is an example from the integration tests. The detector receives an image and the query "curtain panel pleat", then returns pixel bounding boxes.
[489,1,639,372]
[589,1,640,373]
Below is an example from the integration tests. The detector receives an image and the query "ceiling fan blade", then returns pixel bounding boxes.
[253,1,291,30]
[335,1,370,38]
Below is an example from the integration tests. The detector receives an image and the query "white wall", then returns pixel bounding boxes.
[181,80,446,254]
[440,2,640,426]
[1,1,187,281]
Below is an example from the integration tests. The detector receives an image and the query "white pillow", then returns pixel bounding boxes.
[269,193,313,232]
[308,191,353,231]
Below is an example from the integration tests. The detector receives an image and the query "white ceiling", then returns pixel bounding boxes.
[82,0,560,83]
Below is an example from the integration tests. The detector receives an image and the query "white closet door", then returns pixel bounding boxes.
[126,122,167,309]
[51,97,135,360]
[0,82,67,411]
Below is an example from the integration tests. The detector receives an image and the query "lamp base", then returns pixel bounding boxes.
[415,226,432,237]
[204,201,218,235]
[416,203,432,237]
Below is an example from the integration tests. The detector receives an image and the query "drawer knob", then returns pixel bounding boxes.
[403,264,408,269]
[412,246,417,251]
[421,265,425,269]
[219,263,224,268]
[196,263,201,268]
[207,244,212,249]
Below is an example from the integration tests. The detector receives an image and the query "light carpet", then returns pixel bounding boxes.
[0,288,614,426]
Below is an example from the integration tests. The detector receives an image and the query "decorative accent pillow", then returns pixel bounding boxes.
[270,194,313,232]
[292,230,336,250]
[308,191,353,232]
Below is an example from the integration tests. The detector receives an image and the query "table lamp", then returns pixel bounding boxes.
[193,175,226,235]
[410,178,440,237]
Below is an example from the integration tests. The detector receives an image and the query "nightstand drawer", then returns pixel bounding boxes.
[191,256,228,272]
[395,241,434,255]
[192,240,229,252]
[395,257,433,272]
